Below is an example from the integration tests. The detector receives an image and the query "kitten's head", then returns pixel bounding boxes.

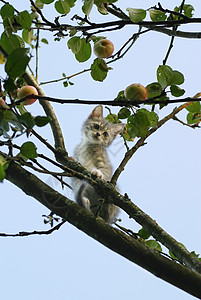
[82,105,125,147]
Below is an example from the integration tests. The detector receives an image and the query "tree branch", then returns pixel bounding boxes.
[22,71,67,155]
[0,220,66,237]
[19,145,201,275]
[13,94,201,107]
[111,102,193,185]
[5,160,201,299]
[0,43,67,156]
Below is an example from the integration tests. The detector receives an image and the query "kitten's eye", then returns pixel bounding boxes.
[94,124,99,130]
[103,132,108,137]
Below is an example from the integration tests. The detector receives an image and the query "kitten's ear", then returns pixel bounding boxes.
[112,123,125,138]
[89,105,103,119]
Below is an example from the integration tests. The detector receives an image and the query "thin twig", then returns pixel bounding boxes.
[35,26,40,80]
[29,0,56,27]
[163,0,186,65]
[31,158,72,189]
[151,2,189,20]
[40,68,91,86]
[31,129,57,154]
[13,94,201,107]
[173,116,201,128]
[0,220,66,237]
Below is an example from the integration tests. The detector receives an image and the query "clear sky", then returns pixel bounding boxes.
[0,1,201,299]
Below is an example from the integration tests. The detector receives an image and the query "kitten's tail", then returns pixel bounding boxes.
[76,183,91,211]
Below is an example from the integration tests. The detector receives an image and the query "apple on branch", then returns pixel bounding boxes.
[17,85,38,105]
[124,83,148,101]
[93,39,114,58]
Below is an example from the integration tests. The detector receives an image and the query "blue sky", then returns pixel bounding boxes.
[0,1,201,299]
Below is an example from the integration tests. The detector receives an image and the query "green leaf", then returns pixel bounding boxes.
[187,112,201,124]
[35,116,51,127]
[149,9,166,22]
[41,38,48,44]
[183,4,194,18]
[96,3,108,15]
[55,0,70,14]
[175,4,194,18]
[118,108,131,119]
[0,32,24,55]
[146,82,162,98]
[20,141,38,159]
[191,251,200,258]
[170,70,184,85]
[5,48,30,79]
[17,10,32,29]
[18,112,35,129]
[41,0,54,3]
[138,227,150,240]
[126,8,146,23]
[22,29,34,44]
[0,4,15,19]
[186,101,201,113]
[170,85,185,97]
[4,77,17,92]
[146,240,162,251]
[68,0,77,7]
[105,114,119,124]
[63,81,68,87]
[0,118,9,137]
[90,58,108,81]
[127,110,150,138]
[114,90,126,101]
[75,38,91,62]
[0,163,6,181]
[139,109,159,126]
[94,0,117,4]
[67,36,82,54]
[157,65,174,89]
[158,94,170,109]
[3,110,23,130]
[0,154,9,169]
[35,0,44,9]
[82,0,94,16]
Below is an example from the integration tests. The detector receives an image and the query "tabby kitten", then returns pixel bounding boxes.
[72,105,124,223]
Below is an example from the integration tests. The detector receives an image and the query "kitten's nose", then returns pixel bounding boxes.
[96,132,100,137]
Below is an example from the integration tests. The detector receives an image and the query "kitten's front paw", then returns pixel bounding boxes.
[82,197,91,211]
[92,169,103,179]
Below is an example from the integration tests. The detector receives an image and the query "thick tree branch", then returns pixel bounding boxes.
[22,71,67,154]
[5,161,201,299]
[27,147,201,274]
[46,18,201,39]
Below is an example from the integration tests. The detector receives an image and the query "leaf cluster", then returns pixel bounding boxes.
[107,64,186,141]
[0,106,51,139]
[127,4,195,23]
[186,101,201,125]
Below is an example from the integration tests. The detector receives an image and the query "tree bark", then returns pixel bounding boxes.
[5,161,201,299]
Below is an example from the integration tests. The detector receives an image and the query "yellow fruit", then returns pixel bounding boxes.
[124,83,148,101]
[93,39,114,58]
[17,85,38,105]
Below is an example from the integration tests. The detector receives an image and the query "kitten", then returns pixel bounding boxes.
[72,105,124,224]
